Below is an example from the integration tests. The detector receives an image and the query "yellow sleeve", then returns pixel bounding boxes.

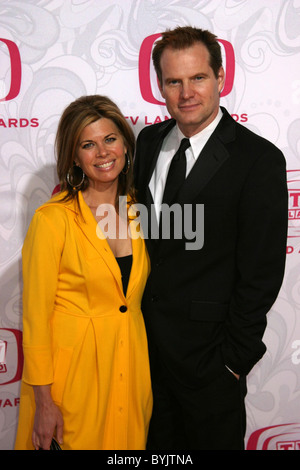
[21,207,65,385]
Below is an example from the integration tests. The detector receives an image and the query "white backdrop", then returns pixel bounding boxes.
[0,0,300,450]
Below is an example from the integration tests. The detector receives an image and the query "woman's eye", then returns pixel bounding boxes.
[82,142,94,149]
[105,137,116,143]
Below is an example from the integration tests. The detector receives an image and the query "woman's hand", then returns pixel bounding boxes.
[32,385,64,450]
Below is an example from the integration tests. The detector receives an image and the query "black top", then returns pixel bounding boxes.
[116,254,132,296]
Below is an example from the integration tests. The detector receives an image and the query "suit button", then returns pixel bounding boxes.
[119,305,127,313]
[151,295,159,302]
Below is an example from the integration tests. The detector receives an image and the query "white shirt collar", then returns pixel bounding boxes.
[176,107,223,160]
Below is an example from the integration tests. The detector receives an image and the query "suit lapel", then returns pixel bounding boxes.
[146,119,177,184]
[177,108,236,205]
[140,120,176,241]
[142,109,236,248]
[144,120,177,206]
[177,133,229,205]
[145,109,236,207]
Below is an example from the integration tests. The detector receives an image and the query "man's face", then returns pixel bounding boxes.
[158,42,225,137]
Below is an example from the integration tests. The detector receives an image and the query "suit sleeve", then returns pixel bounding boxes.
[22,208,65,385]
[222,145,288,375]
[134,127,147,193]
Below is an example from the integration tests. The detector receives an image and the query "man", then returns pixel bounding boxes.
[134,26,288,450]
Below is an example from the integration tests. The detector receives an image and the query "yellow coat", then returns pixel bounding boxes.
[14,191,152,450]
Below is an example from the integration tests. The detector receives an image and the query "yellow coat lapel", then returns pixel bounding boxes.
[47,191,148,300]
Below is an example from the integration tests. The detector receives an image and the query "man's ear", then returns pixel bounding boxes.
[218,66,225,94]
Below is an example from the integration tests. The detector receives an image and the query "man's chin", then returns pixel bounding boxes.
[177,118,207,136]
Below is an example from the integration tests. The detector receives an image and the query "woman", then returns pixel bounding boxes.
[14,95,152,450]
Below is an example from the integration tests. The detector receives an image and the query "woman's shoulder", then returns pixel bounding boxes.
[24,192,71,248]
[29,192,79,234]
[36,191,77,215]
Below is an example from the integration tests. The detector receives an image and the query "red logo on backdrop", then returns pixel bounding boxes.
[287,169,300,239]
[138,33,235,105]
[247,424,300,450]
[0,329,23,385]
[0,38,22,102]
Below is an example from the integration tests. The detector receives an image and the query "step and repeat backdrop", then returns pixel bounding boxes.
[0,0,300,450]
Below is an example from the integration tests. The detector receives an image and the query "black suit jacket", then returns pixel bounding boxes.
[134,107,288,387]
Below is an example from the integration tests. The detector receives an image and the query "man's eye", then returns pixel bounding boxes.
[167,80,179,86]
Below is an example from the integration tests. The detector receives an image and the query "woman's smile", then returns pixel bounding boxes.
[75,117,127,190]
[94,160,116,170]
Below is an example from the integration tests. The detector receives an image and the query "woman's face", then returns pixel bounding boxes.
[75,117,127,191]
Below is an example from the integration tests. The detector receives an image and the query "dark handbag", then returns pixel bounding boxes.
[38,438,62,450]
[50,438,62,450]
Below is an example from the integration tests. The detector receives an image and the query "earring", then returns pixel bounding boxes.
[66,164,85,190]
[121,153,131,175]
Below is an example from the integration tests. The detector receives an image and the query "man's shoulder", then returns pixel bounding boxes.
[220,107,283,155]
[235,120,283,155]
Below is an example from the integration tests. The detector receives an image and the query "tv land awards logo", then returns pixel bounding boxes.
[2,33,236,105]
[134,33,250,127]
[247,424,300,450]
[0,38,21,102]
[138,33,235,105]
[287,169,300,254]
[0,38,39,128]
[1,34,248,128]
[0,329,23,386]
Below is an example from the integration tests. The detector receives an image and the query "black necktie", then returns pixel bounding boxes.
[162,138,191,206]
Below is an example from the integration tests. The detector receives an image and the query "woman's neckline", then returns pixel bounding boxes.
[115,254,132,260]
